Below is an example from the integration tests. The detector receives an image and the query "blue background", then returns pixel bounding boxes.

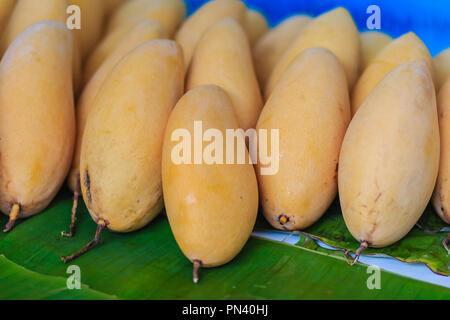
[184,0,450,56]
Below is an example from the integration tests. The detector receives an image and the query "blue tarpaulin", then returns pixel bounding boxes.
[185,0,450,55]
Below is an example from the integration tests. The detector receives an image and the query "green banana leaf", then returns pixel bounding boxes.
[0,192,448,300]
[259,199,449,276]
[0,255,116,300]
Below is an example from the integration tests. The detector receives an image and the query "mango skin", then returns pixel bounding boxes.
[339,62,439,248]
[68,20,167,192]
[352,32,435,116]
[253,15,311,89]
[69,0,105,59]
[360,31,392,71]
[0,21,75,218]
[2,0,82,95]
[175,0,246,69]
[107,0,185,37]
[432,78,450,224]
[162,85,259,267]
[80,40,184,233]
[434,48,450,90]
[0,0,16,39]
[266,7,360,99]
[244,9,268,46]
[257,48,350,231]
[104,0,129,16]
[187,18,263,130]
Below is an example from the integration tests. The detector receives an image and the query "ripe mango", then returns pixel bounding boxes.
[339,62,439,250]
[175,0,246,69]
[79,40,184,235]
[187,18,262,130]
[2,0,82,95]
[244,9,268,46]
[83,20,138,83]
[266,7,360,99]
[69,0,105,59]
[0,21,75,232]
[352,32,435,115]
[432,78,450,225]
[360,31,392,71]
[0,0,16,40]
[257,48,350,231]
[107,0,185,37]
[104,0,129,16]
[253,14,311,89]
[434,48,450,90]
[162,85,258,279]
[68,20,167,195]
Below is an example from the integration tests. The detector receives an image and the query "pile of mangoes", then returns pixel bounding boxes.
[0,0,448,283]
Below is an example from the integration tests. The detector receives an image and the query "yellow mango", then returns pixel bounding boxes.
[162,85,258,280]
[253,14,311,89]
[266,7,360,99]
[175,0,246,69]
[0,0,16,40]
[434,48,450,90]
[339,62,439,253]
[60,40,183,262]
[352,32,435,115]
[256,48,350,231]
[83,20,136,82]
[69,0,105,59]
[107,0,185,37]
[187,18,262,130]
[68,19,167,195]
[2,0,67,50]
[77,40,183,235]
[104,0,129,16]
[0,21,75,232]
[244,9,268,46]
[360,31,392,71]
[432,78,450,224]
[2,0,82,95]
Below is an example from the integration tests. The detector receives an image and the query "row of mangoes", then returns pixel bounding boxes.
[0,0,448,282]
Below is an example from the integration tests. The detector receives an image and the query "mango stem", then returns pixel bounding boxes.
[62,176,80,237]
[193,259,203,284]
[345,241,369,266]
[3,204,20,233]
[61,219,107,264]
[443,233,450,255]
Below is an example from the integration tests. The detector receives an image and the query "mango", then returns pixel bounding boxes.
[104,0,129,16]
[0,0,16,40]
[80,39,183,232]
[64,21,167,237]
[266,7,360,99]
[360,31,392,71]
[253,14,311,89]
[61,40,184,262]
[83,20,138,83]
[2,0,82,95]
[432,78,450,225]
[175,0,246,69]
[162,85,258,281]
[0,21,75,232]
[187,18,262,130]
[107,0,185,37]
[244,9,268,46]
[434,48,450,90]
[352,32,435,115]
[69,0,105,59]
[339,62,439,255]
[256,48,350,231]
